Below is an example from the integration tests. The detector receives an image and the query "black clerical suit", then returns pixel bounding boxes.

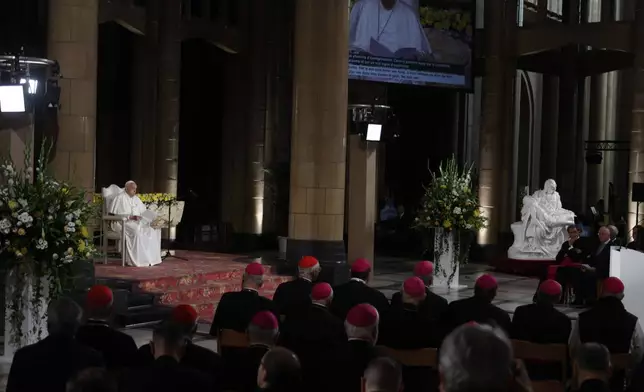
[123,355,214,392]
[209,288,277,335]
[380,303,442,392]
[444,295,511,335]
[279,303,346,392]
[390,286,448,322]
[138,340,223,388]
[510,303,571,380]
[76,319,139,372]
[329,278,390,321]
[577,240,612,303]
[578,297,638,392]
[272,277,313,321]
[6,333,104,392]
[339,340,383,392]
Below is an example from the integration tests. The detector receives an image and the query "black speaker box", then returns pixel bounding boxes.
[633,183,644,202]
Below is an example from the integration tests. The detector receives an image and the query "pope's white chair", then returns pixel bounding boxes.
[100,185,127,267]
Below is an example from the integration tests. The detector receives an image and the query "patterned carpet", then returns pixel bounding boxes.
[95,251,290,322]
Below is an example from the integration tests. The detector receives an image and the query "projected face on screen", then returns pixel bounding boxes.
[348,0,473,89]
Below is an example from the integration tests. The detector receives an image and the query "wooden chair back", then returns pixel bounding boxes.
[531,380,565,392]
[217,329,249,353]
[378,346,439,368]
[511,340,568,382]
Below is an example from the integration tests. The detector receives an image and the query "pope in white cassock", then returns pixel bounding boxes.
[349,0,432,60]
[109,181,162,267]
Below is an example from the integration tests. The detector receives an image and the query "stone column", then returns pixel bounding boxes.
[478,0,517,249]
[628,0,644,230]
[347,135,378,265]
[154,0,182,195]
[47,0,99,191]
[286,0,348,269]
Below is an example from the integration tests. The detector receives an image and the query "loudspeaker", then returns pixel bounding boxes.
[633,183,644,202]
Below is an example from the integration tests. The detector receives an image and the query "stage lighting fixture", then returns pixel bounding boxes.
[19,78,38,95]
[0,85,27,113]
[366,123,382,142]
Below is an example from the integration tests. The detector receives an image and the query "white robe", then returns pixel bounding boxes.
[349,0,432,57]
[109,192,162,267]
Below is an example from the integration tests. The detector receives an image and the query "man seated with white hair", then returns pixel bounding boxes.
[341,304,383,392]
[109,180,162,267]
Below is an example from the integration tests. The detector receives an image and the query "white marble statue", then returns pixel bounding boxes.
[109,181,162,267]
[508,179,576,260]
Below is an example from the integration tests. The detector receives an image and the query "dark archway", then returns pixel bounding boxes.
[96,22,136,190]
[176,39,228,244]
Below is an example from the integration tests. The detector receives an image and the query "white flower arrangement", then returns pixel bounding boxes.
[0,143,99,346]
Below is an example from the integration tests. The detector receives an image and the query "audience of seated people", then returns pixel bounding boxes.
[9,254,644,392]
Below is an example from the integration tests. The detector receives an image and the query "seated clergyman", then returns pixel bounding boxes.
[109,181,162,267]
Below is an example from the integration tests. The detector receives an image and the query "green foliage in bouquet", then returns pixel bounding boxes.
[415,155,486,232]
[415,156,486,286]
[0,143,98,346]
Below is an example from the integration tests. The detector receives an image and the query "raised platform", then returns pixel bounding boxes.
[95,251,291,324]
[492,257,555,277]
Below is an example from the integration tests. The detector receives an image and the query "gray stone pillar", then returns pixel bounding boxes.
[478,0,517,248]
[47,0,99,191]
[154,0,181,195]
[286,0,348,266]
[628,0,644,229]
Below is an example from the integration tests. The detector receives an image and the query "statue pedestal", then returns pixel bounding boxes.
[3,270,49,358]
[433,229,463,289]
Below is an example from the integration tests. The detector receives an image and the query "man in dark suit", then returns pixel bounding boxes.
[572,277,643,361]
[444,274,511,334]
[511,279,571,380]
[138,304,223,387]
[382,277,442,392]
[7,297,104,392]
[123,323,213,392]
[381,277,442,349]
[279,283,346,392]
[75,285,139,372]
[339,304,384,392]
[272,256,320,321]
[390,261,448,322]
[626,225,643,251]
[237,311,280,392]
[577,226,613,304]
[329,258,390,321]
[209,262,277,335]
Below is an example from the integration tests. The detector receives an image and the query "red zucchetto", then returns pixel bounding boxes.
[298,256,319,268]
[351,258,371,273]
[403,277,426,298]
[172,304,198,326]
[251,311,278,330]
[245,262,264,276]
[475,274,498,290]
[414,261,434,277]
[346,304,379,327]
[603,277,625,295]
[311,282,333,301]
[539,280,562,296]
[86,285,113,310]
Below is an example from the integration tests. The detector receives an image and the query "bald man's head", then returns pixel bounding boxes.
[364,357,402,392]
[439,324,513,392]
[257,347,301,390]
